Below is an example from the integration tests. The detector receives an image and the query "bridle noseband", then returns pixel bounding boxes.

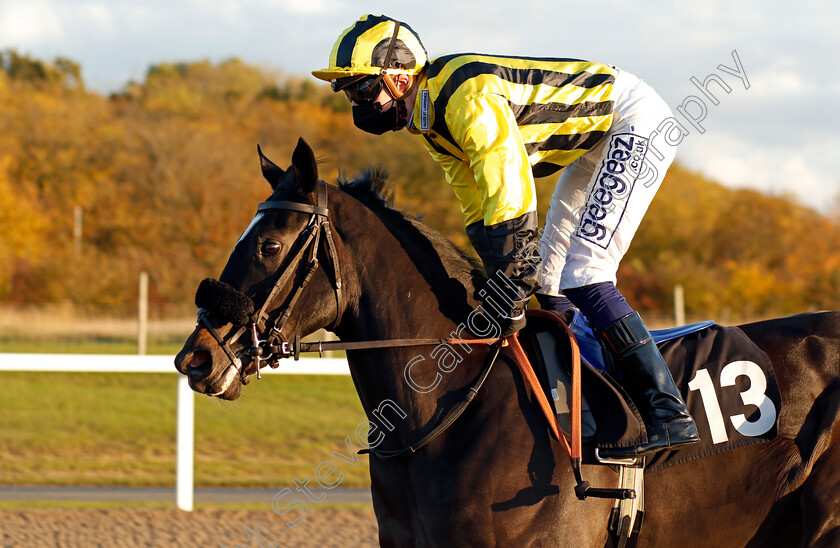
[196,180,344,383]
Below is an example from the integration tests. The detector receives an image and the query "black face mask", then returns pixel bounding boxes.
[352,99,408,135]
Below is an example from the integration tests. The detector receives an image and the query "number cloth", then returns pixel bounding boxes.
[649,323,781,471]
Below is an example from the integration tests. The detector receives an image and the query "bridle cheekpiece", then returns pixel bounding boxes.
[195,180,343,384]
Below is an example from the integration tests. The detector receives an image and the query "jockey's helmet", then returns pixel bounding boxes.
[312,14,428,92]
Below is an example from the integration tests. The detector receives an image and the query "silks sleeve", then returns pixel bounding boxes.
[420,141,484,227]
[446,92,537,227]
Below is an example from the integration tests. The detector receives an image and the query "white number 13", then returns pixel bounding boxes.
[688,361,777,444]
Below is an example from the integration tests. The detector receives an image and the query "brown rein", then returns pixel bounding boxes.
[285,311,581,466]
[201,181,584,474]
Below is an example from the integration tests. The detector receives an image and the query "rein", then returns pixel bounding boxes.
[278,335,506,359]
[359,342,503,459]
[195,184,630,498]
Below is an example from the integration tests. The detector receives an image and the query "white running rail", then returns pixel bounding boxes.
[0,353,350,511]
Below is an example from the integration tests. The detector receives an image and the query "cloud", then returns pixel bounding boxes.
[640,2,763,54]
[76,3,117,35]
[268,0,340,15]
[746,55,817,98]
[0,0,64,46]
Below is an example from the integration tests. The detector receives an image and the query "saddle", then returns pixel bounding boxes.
[518,310,782,469]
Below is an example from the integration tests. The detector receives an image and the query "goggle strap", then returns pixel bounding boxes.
[379,21,402,76]
[333,21,404,100]
[363,21,402,92]
[382,74,405,100]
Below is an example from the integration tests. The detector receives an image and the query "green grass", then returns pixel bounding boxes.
[0,372,370,488]
[0,500,373,511]
[0,341,184,355]
[0,335,187,355]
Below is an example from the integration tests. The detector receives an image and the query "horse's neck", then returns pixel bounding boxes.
[330,192,487,434]
[332,193,476,342]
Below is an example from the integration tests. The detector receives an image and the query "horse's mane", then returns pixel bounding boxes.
[338,166,486,297]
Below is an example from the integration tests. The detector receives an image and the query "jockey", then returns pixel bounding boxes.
[312,14,699,459]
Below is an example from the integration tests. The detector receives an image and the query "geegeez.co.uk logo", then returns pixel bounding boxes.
[576,133,649,249]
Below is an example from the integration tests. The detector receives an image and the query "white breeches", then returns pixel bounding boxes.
[538,69,678,295]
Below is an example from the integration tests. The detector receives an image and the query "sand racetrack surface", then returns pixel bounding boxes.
[0,506,379,547]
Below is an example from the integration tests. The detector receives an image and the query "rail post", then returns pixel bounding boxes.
[176,374,194,511]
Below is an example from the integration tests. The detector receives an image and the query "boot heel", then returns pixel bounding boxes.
[599,312,700,457]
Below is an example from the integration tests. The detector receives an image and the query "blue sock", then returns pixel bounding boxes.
[564,282,634,333]
[536,293,576,313]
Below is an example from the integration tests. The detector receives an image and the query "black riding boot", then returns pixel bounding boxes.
[597,312,700,459]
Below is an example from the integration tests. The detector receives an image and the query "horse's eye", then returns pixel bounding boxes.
[261,242,282,256]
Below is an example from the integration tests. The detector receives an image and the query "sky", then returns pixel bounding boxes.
[1,0,838,213]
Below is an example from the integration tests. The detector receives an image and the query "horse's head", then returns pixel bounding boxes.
[175,138,346,399]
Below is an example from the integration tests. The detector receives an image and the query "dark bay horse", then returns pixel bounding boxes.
[175,138,840,547]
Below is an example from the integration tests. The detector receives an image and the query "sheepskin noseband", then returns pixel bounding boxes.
[195,278,255,325]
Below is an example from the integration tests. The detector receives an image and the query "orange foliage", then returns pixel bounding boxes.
[1,52,839,318]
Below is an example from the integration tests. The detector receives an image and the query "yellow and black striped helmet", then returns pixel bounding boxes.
[312,14,427,83]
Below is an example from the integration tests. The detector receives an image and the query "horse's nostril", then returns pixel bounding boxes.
[187,350,214,380]
[189,350,210,369]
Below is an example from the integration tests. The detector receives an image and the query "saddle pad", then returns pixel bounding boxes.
[568,310,714,371]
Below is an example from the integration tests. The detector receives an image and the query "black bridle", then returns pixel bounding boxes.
[190,183,599,476]
[196,180,344,383]
[190,168,633,507]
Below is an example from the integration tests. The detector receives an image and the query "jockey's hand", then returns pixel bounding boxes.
[498,311,526,338]
[479,304,526,339]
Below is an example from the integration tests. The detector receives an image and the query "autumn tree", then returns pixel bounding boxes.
[1,52,838,320]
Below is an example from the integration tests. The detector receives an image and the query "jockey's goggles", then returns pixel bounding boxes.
[332,75,386,104]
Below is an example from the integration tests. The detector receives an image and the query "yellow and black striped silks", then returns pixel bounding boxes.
[408,54,617,227]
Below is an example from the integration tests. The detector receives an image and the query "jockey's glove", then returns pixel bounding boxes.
[472,298,526,339]
[497,308,527,338]
[466,212,541,338]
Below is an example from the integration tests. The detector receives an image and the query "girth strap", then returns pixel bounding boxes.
[525,309,637,501]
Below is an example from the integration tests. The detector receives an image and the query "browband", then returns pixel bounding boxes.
[257,201,328,216]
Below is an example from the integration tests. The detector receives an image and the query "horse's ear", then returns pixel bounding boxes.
[257,144,285,189]
[291,137,318,194]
